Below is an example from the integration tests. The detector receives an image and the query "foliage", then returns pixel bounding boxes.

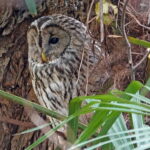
[0,79,150,149]
[128,36,150,48]
[95,0,118,25]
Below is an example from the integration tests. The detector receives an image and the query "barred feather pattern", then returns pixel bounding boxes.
[27,14,101,126]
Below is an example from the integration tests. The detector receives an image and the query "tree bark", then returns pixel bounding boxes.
[0,1,91,149]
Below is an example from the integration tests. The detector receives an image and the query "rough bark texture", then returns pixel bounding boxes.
[0,0,148,150]
[0,1,95,150]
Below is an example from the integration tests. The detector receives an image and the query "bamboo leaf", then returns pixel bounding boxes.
[67,97,82,143]
[0,90,65,121]
[14,123,52,135]
[0,90,86,130]
[128,36,150,48]
[25,115,75,150]
[69,127,150,150]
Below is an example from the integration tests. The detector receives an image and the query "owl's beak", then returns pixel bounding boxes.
[41,52,48,63]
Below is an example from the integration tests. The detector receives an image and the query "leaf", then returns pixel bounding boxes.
[95,1,118,15]
[0,90,66,121]
[128,36,150,48]
[67,97,82,143]
[0,89,86,131]
[75,109,109,144]
[14,123,52,135]
[108,114,134,150]
[1,80,149,149]
[69,127,150,150]
[25,115,75,150]
[25,0,37,15]
[95,1,118,25]
[103,15,113,25]
[92,81,143,147]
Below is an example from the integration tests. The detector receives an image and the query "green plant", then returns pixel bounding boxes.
[0,79,150,149]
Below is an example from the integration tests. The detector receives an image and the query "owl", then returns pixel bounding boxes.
[27,14,101,127]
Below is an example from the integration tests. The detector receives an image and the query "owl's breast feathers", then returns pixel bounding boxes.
[29,60,85,114]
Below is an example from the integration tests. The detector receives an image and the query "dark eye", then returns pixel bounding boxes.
[49,37,59,44]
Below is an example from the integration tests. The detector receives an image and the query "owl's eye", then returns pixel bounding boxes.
[49,37,59,44]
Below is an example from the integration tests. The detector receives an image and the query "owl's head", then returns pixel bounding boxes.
[27,14,88,64]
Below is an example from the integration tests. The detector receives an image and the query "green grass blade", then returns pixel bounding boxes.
[120,80,143,99]
[130,79,150,148]
[128,36,150,48]
[74,81,144,145]
[0,90,65,121]
[67,97,82,143]
[141,78,150,95]
[117,132,150,150]
[0,90,86,131]
[134,142,150,150]
[14,123,52,135]
[75,110,109,144]
[108,114,134,150]
[95,80,143,147]
[85,131,150,150]
[127,92,150,104]
[92,101,150,113]
[25,115,75,150]
[69,127,150,150]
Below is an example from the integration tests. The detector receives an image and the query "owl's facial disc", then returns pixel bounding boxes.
[40,26,70,63]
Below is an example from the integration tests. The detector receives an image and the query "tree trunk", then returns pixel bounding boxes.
[0,1,91,149]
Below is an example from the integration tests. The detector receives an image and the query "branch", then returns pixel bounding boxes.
[133,48,150,70]
[0,116,34,127]
[121,0,135,80]
[99,0,104,43]
[127,12,150,31]
[86,0,95,28]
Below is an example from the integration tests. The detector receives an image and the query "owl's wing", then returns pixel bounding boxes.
[89,40,103,65]
[84,38,105,69]
[85,39,111,95]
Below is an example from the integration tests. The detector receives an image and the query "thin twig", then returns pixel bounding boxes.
[76,47,85,85]
[0,116,34,127]
[100,0,104,43]
[121,0,135,80]
[86,0,95,28]
[87,16,96,24]
[127,12,150,31]
[115,0,121,28]
[85,0,95,95]
[85,52,89,96]
[133,49,150,70]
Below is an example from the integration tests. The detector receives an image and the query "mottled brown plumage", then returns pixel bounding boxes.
[27,14,101,127]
